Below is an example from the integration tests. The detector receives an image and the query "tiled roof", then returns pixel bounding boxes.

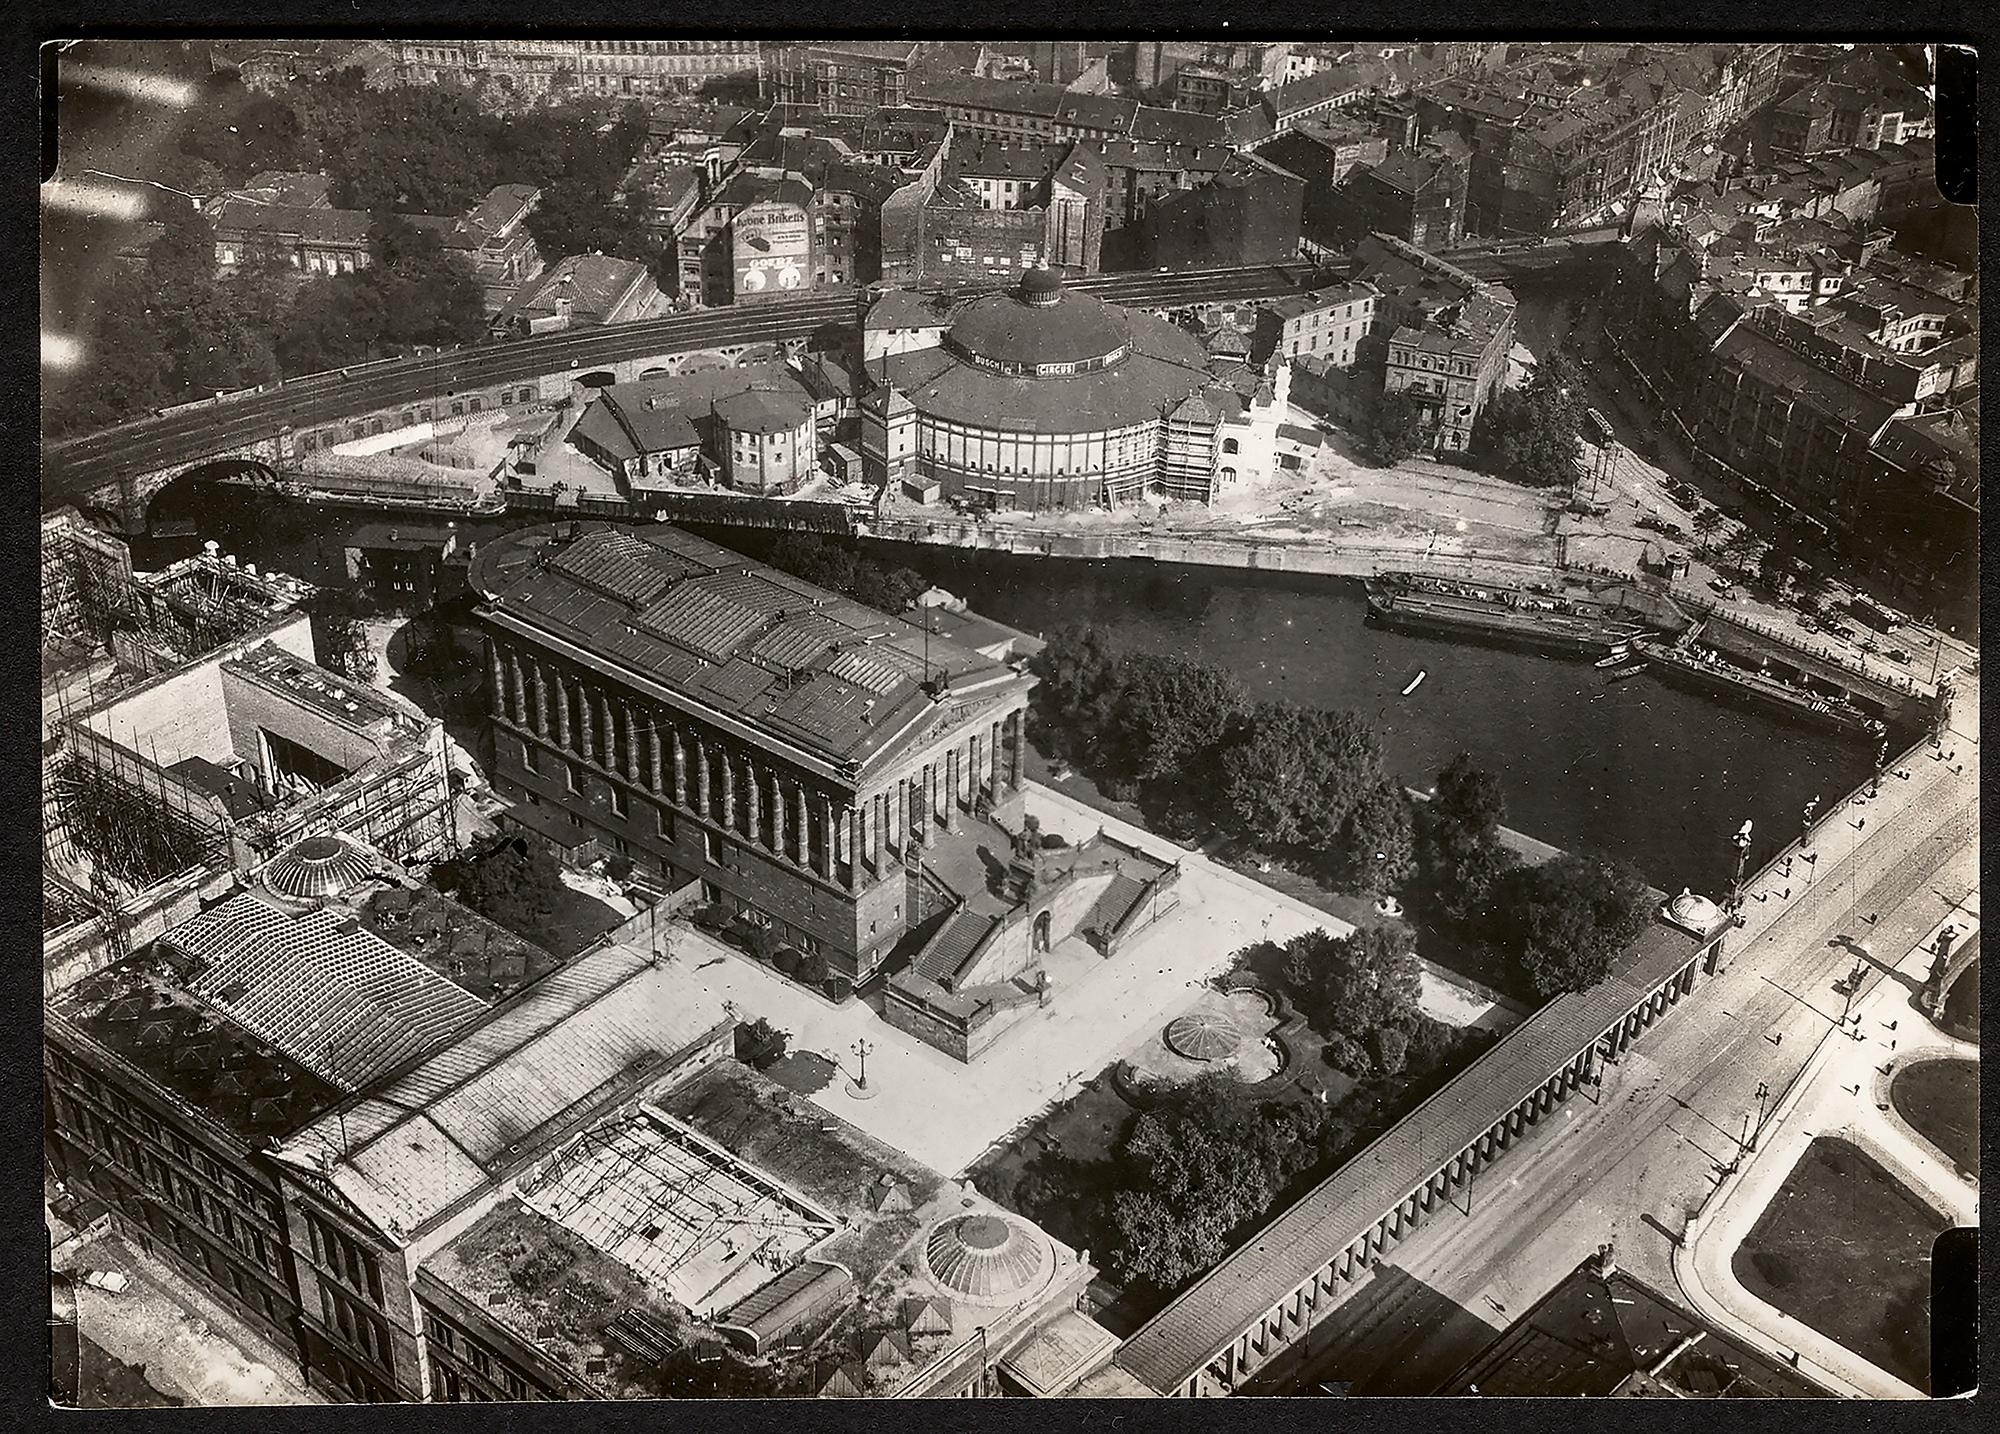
[209,199,375,247]
[866,289,951,330]
[470,524,1016,769]
[1116,914,1711,1394]
[1271,66,1365,117]
[159,891,488,1093]
[269,943,736,1240]
[712,388,813,435]
[500,253,656,327]
[570,393,701,462]
[948,285,1132,367]
[460,183,538,240]
[1128,106,1228,147]
[957,140,1063,182]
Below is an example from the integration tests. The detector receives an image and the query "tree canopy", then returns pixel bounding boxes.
[1217,701,1386,859]
[1366,386,1433,467]
[1489,851,1655,998]
[431,834,571,946]
[1277,924,1426,1077]
[1103,652,1248,789]
[1415,752,1518,925]
[1106,1076,1334,1291]
[1476,348,1586,488]
[44,75,654,438]
[1028,632,1405,891]
[763,535,929,616]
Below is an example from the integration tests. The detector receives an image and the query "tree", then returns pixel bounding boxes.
[310,588,376,681]
[1718,526,1764,576]
[1489,852,1654,999]
[1416,753,1518,924]
[431,834,571,944]
[361,212,487,352]
[1330,778,1415,895]
[649,1345,781,1399]
[1792,563,1834,615]
[1692,507,1727,555]
[734,1017,789,1069]
[1478,349,1586,488]
[1216,703,1385,855]
[527,181,654,265]
[1107,1076,1328,1291]
[1027,625,1123,764]
[1104,652,1247,788]
[1276,924,1425,1078]
[764,535,926,614]
[1431,752,1506,843]
[1366,387,1431,466]
[42,266,165,437]
[1757,543,1799,596]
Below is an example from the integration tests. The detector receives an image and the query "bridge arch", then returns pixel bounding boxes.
[576,370,617,390]
[132,453,289,539]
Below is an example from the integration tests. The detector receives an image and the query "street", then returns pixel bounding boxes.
[1243,724,1978,1396]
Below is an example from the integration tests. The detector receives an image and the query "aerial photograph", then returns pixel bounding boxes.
[39,35,1977,1406]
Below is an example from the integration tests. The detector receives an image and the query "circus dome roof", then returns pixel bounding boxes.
[947,280,1131,369]
[261,833,375,902]
[1661,887,1723,935]
[921,1213,1052,1304]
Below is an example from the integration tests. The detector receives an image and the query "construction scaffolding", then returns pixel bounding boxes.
[520,1110,837,1316]
[41,513,137,666]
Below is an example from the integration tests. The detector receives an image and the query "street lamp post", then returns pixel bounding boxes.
[1728,820,1753,924]
[1750,1081,1771,1151]
[851,1038,874,1091]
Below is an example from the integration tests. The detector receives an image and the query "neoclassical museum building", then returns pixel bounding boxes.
[860,267,1291,510]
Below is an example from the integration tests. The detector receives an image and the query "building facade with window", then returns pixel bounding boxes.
[764,41,920,117]
[469,524,1036,985]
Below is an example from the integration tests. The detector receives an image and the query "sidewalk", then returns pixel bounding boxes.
[50,1221,321,1407]
[1674,899,1981,1399]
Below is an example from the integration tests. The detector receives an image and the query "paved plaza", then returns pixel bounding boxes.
[637,780,1512,1178]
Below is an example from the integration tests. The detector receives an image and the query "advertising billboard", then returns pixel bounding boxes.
[732,201,814,301]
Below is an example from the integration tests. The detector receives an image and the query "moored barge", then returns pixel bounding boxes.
[1631,637,1888,741]
[1364,572,1650,657]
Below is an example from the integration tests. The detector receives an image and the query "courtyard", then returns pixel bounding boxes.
[1731,1136,1948,1393]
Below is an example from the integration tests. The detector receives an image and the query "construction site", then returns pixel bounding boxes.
[518,1106,841,1319]
[41,514,455,995]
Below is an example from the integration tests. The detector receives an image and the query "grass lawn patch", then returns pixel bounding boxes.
[968,1073,1137,1217]
[1889,1059,1978,1179]
[1733,1136,1947,1391]
[538,887,625,958]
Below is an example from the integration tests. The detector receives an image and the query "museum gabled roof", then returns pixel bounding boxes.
[469,524,1025,777]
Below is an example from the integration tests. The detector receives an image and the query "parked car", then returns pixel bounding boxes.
[1886,648,1912,665]
[1708,577,1736,597]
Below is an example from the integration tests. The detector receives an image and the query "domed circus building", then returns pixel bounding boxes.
[860,267,1292,510]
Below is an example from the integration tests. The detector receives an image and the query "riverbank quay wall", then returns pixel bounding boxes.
[1111,912,1724,1397]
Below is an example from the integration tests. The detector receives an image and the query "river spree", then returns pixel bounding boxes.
[130,494,1869,896]
[878,547,1871,895]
